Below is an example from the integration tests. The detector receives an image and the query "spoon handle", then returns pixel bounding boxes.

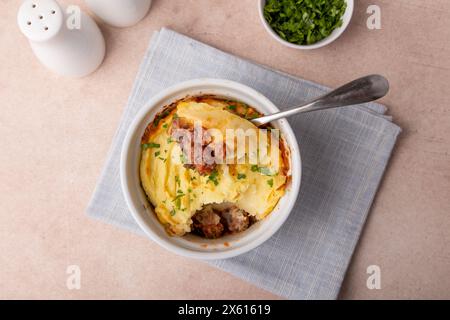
[251,75,389,126]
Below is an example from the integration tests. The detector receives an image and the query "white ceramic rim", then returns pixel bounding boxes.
[120,79,301,260]
[258,0,354,50]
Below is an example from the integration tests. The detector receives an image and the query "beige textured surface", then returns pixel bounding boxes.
[1,0,449,299]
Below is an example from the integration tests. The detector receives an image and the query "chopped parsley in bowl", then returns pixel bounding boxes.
[260,0,352,49]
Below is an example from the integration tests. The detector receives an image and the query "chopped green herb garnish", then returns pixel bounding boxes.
[154,110,170,127]
[175,175,181,187]
[227,105,237,111]
[167,137,174,144]
[142,142,160,150]
[175,197,181,209]
[180,153,187,164]
[154,151,160,157]
[162,123,168,129]
[170,209,176,216]
[258,167,274,176]
[173,191,185,210]
[251,165,276,176]
[263,0,347,45]
[208,170,219,186]
[172,113,179,120]
[245,113,259,120]
[267,179,274,188]
[237,173,247,180]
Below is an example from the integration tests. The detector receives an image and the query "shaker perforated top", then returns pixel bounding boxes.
[17,0,63,42]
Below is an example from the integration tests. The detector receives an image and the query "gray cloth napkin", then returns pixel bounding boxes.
[87,28,401,300]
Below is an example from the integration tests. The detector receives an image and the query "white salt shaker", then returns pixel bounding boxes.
[84,0,152,28]
[17,0,105,78]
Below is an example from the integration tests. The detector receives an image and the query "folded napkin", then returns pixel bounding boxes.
[87,28,401,300]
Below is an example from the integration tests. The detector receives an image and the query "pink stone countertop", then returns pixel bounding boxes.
[1,0,449,299]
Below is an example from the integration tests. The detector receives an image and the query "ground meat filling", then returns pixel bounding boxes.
[192,205,224,239]
[192,204,253,239]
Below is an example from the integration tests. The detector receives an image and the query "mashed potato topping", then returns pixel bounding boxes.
[140,96,290,237]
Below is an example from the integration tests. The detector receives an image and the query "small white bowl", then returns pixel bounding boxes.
[258,0,354,50]
[121,79,302,260]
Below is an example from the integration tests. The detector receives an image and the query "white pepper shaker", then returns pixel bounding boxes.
[17,0,105,78]
[84,0,152,28]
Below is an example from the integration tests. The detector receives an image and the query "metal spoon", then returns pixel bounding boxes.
[251,75,389,126]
